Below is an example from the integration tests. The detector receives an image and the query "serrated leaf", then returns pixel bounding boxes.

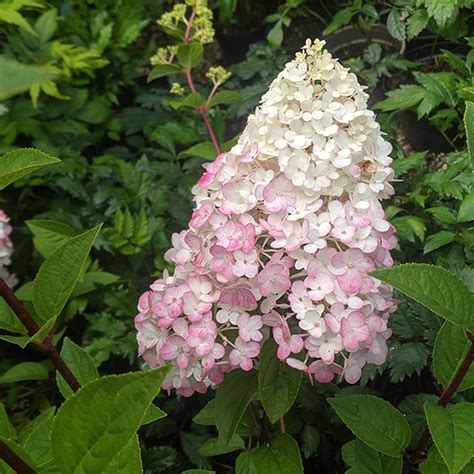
[423,231,456,254]
[215,370,258,445]
[433,322,474,392]
[258,339,301,423]
[376,85,426,111]
[424,0,458,27]
[33,225,102,324]
[372,264,474,329]
[0,148,60,190]
[18,407,55,466]
[56,338,99,398]
[425,402,474,474]
[26,220,76,258]
[392,216,426,242]
[328,395,411,457]
[465,102,474,178]
[389,342,430,382]
[399,394,438,447]
[427,207,457,225]
[52,367,170,473]
[407,10,429,40]
[458,191,474,223]
[387,10,406,41]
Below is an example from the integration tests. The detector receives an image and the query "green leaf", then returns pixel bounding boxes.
[52,367,170,473]
[371,264,474,329]
[406,10,429,40]
[0,436,37,472]
[0,404,15,439]
[328,395,411,457]
[0,148,60,190]
[215,370,258,445]
[301,425,320,459]
[389,342,430,382]
[209,90,241,108]
[104,434,142,473]
[464,102,474,179]
[387,10,406,41]
[433,322,474,392]
[179,142,217,161]
[33,225,102,324]
[26,220,77,258]
[0,56,57,101]
[258,339,302,423]
[170,92,206,110]
[342,439,403,473]
[376,85,425,111]
[391,215,426,242]
[392,152,427,175]
[35,8,58,44]
[267,20,284,48]
[0,297,27,335]
[424,0,458,27]
[141,404,167,426]
[18,407,55,466]
[458,191,474,223]
[147,63,183,82]
[423,231,456,254]
[399,394,438,447]
[0,362,50,384]
[235,433,303,473]
[427,207,457,225]
[177,43,204,69]
[56,338,99,398]
[425,402,474,474]
[199,434,244,456]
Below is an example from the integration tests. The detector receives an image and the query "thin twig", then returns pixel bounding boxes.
[0,278,81,393]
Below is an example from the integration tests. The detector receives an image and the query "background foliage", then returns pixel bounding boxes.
[0,0,473,472]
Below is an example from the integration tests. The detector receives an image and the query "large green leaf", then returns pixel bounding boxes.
[33,225,101,324]
[372,264,474,329]
[433,322,474,392]
[147,63,183,82]
[52,367,170,473]
[235,433,303,473]
[0,56,56,101]
[258,339,302,423]
[215,370,258,445]
[425,402,474,474]
[56,338,99,398]
[0,148,60,190]
[328,395,411,458]
[177,43,203,69]
[103,435,142,473]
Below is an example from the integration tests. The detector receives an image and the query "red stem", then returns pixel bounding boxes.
[408,331,474,466]
[0,440,36,474]
[0,278,81,393]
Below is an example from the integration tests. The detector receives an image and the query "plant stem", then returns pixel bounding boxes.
[409,330,474,466]
[279,416,286,433]
[0,278,81,393]
[0,440,36,474]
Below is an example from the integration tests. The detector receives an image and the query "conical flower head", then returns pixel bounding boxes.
[135,39,398,396]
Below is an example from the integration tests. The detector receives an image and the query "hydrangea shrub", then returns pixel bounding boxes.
[135,39,398,396]
[0,210,16,287]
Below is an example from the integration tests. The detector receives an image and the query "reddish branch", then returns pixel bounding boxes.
[408,330,474,467]
[0,440,36,474]
[0,278,81,393]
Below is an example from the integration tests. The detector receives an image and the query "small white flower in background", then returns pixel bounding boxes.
[0,210,17,288]
[135,39,398,396]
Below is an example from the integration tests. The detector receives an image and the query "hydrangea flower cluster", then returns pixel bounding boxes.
[135,39,398,396]
[0,210,17,288]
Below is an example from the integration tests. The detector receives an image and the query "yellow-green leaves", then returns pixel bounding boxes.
[0,148,60,190]
[52,367,169,473]
[329,395,412,458]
